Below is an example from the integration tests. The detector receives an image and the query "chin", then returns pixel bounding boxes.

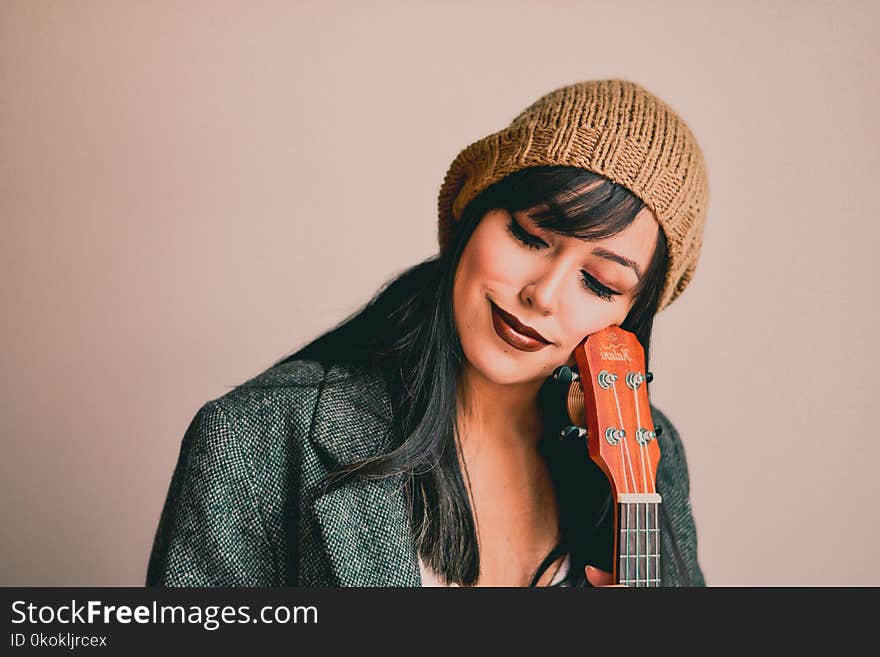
[462,339,552,386]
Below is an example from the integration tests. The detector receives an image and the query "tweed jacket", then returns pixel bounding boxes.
[146,359,705,587]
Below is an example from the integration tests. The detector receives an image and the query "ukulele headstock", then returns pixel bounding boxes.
[566,326,661,499]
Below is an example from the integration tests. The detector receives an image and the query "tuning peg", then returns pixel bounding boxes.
[559,425,588,441]
[551,365,572,386]
[646,371,654,383]
[654,425,663,437]
[552,365,579,384]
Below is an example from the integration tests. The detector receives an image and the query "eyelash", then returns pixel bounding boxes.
[505,218,621,302]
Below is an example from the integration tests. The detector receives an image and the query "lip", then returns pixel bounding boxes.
[490,300,551,352]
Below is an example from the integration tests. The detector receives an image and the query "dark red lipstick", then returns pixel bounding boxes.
[489,300,551,352]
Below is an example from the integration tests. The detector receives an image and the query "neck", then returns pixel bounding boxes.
[452,362,562,583]
[455,362,545,450]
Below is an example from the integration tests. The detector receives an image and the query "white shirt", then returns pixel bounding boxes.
[418,554,571,587]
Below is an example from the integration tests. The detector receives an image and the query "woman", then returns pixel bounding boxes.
[147,79,708,587]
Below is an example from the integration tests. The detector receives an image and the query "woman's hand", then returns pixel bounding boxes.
[585,565,625,587]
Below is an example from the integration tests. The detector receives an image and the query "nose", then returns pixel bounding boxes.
[519,261,569,316]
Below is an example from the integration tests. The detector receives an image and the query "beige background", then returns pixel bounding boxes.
[2,0,878,586]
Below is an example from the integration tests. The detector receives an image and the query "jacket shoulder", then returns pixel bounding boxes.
[207,358,395,485]
[147,358,332,586]
[238,358,326,389]
[211,358,327,445]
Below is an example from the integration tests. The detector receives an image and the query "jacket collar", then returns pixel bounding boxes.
[309,363,422,586]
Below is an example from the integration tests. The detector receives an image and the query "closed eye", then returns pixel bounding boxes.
[505,217,621,302]
[506,217,546,250]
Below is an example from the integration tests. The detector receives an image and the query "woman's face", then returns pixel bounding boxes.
[452,206,660,386]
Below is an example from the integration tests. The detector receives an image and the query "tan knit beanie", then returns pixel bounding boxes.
[437,79,709,312]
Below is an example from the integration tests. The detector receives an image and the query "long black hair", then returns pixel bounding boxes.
[274,165,686,586]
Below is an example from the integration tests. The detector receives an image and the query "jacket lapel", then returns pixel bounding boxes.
[309,363,422,586]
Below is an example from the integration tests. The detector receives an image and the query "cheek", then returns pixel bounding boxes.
[455,232,519,305]
[468,234,512,279]
[453,235,521,352]
[452,250,482,337]
[557,307,626,357]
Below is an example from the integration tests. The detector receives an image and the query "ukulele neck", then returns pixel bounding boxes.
[616,493,662,587]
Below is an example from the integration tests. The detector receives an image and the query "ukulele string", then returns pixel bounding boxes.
[610,381,637,494]
[632,372,659,586]
[622,503,630,586]
[631,381,656,494]
[611,378,639,585]
[632,385,650,495]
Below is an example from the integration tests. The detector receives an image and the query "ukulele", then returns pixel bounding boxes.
[551,325,663,587]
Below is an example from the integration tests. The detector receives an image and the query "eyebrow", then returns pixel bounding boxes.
[591,247,642,282]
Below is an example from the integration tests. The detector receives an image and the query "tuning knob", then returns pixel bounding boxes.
[552,365,580,384]
[646,371,654,383]
[654,425,663,437]
[552,365,572,386]
[559,425,588,441]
